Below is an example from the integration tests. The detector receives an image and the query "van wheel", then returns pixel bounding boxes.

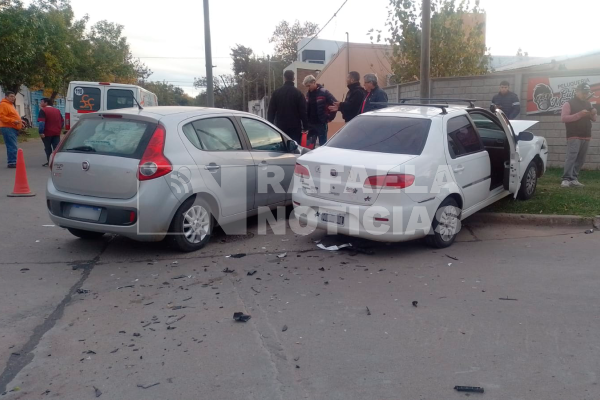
[425,197,462,249]
[169,198,214,252]
[517,161,538,200]
[67,228,105,240]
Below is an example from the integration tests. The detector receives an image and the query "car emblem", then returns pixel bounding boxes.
[330,169,338,177]
[316,166,321,173]
[364,196,372,202]
[82,161,90,171]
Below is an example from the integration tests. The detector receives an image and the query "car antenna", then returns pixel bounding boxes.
[133,96,144,111]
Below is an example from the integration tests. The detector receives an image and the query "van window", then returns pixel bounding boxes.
[326,115,431,155]
[107,89,134,110]
[60,118,155,158]
[73,87,101,112]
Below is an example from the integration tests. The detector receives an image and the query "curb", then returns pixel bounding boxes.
[466,213,599,228]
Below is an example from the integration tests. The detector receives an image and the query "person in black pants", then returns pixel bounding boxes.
[303,75,337,147]
[328,71,366,123]
[38,98,64,167]
[267,70,308,143]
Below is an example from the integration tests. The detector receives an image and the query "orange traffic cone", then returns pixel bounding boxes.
[8,149,35,197]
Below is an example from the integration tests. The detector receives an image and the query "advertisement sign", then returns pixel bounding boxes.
[526,75,600,115]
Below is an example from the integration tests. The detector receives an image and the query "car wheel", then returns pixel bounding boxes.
[169,197,213,252]
[517,161,538,200]
[425,197,462,249]
[67,228,105,240]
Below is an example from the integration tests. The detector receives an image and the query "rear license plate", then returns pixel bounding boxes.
[68,204,102,221]
[321,213,344,225]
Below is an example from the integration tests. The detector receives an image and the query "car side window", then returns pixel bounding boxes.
[241,118,286,152]
[447,115,484,159]
[184,117,243,151]
[469,112,506,140]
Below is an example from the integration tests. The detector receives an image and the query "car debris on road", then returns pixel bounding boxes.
[233,312,251,322]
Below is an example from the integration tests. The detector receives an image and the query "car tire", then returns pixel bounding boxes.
[67,228,105,240]
[168,197,214,252]
[517,161,538,201]
[425,197,462,249]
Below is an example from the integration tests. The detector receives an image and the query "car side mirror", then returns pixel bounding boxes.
[287,140,299,152]
[518,131,534,142]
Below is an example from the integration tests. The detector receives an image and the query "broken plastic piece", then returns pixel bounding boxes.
[318,267,325,271]
[76,289,90,294]
[247,270,257,276]
[366,307,371,315]
[233,312,251,322]
[282,325,288,332]
[277,252,287,258]
[412,301,418,307]
[454,386,484,393]
[94,386,102,397]
[227,253,246,258]
[317,243,352,251]
[222,268,235,273]
[499,297,518,301]
[585,229,594,234]
[137,383,160,389]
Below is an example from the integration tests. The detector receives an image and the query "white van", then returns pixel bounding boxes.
[65,81,158,130]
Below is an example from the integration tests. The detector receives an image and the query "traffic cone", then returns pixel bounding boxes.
[8,149,35,197]
[300,131,308,147]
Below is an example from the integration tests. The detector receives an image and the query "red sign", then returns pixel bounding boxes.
[526,75,600,115]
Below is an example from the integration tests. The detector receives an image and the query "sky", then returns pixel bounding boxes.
[61,0,600,96]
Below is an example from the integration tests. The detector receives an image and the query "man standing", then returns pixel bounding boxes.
[328,71,366,123]
[38,98,64,167]
[0,91,23,168]
[560,83,597,187]
[491,81,521,119]
[360,74,388,114]
[303,75,337,147]
[267,70,308,143]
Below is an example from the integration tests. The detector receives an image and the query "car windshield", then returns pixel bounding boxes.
[61,118,155,158]
[326,115,431,155]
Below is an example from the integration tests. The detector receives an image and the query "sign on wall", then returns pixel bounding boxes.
[526,75,600,115]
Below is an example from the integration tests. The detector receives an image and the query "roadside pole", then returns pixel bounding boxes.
[203,0,214,107]
[420,0,431,100]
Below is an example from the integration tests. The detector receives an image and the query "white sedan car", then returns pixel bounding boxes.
[292,102,548,248]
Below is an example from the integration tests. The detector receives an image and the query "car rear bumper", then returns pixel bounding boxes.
[292,191,439,243]
[46,176,181,242]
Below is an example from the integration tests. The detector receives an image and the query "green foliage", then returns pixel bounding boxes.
[141,81,195,106]
[0,0,150,98]
[377,0,490,83]
[270,20,319,66]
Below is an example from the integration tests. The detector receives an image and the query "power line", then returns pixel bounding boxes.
[135,56,231,59]
[298,0,349,53]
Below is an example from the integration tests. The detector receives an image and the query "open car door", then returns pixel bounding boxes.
[495,109,521,198]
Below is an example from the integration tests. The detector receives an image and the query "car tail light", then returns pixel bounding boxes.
[294,163,310,179]
[137,125,172,181]
[65,112,70,130]
[129,211,136,223]
[364,174,415,189]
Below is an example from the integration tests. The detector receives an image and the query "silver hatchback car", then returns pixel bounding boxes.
[46,107,304,251]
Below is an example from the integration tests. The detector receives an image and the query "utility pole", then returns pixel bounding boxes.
[242,77,245,112]
[255,81,258,101]
[420,0,431,100]
[346,32,350,76]
[203,0,214,107]
[267,55,271,97]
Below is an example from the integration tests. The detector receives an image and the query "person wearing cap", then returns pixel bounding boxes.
[491,81,521,119]
[560,83,597,187]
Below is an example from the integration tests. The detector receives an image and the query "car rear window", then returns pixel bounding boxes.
[326,115,431,155]
[61,117,156,158]
[73,86,101,112]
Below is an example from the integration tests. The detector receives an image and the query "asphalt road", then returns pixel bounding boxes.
[1,141,599,400]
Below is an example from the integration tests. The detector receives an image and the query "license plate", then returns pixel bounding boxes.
[69,204,102,221]
[321,213,344,225]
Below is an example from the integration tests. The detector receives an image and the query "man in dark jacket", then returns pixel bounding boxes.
[267,70,308,143]
[491,81,520,119]
[328,71,366,122]
[360,73,388,114]
[303,75,337,147]
[560,83,597,187]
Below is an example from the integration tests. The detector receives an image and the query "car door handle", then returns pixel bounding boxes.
[205,164,220,171]
[259,160,268,165]
[453,166,465,173]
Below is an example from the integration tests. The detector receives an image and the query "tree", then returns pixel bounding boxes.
[0,0,43,93]
[270,20,319,66]
[141,81,194,106]
[194,74,239,109]
[377,0,490,83]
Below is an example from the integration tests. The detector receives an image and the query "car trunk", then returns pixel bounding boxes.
[298,147,416,205]
[51,115,157,199]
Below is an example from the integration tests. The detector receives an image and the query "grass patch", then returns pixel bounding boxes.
[0,128,40,144]
[486,168,600,217]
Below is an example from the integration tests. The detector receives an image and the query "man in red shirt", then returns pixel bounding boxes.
[38,98,64,167]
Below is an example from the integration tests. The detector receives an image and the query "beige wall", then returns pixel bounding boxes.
[315,44,392,137]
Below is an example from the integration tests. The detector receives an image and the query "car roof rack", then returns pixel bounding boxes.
[399,98,477,108]
[371,102,449,114]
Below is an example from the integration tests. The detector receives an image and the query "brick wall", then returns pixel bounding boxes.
[384,71,600,170]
